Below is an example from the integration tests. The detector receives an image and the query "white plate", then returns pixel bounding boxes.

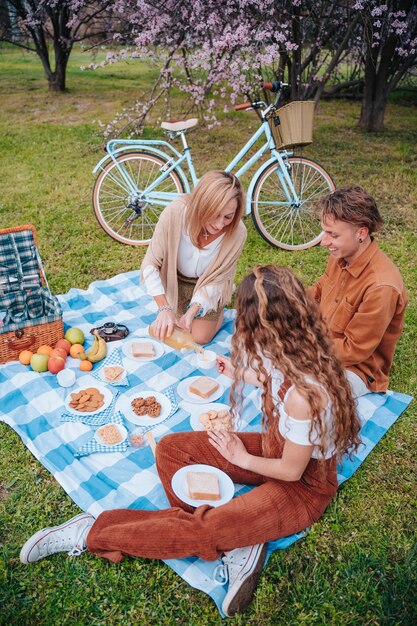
[121,339,164,362]
[99,365,127,384]
[188,403,230,431]
[116,389,172,426]
[171,464,235,508]
[64,384,113,416]
[94,423,127,446]
[177,376,224,404]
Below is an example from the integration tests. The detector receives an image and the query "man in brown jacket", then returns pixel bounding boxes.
[309,185,407,396]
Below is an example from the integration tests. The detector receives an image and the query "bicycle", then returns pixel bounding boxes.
[92,81,335,250]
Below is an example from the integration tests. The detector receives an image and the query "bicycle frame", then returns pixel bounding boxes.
[93,112,298,216]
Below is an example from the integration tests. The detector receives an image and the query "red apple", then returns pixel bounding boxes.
[48,356,65,374]
[50,347,67,360]
[55,338,71,355]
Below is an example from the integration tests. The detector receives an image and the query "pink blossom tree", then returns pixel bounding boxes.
[99,0,416,135]
[0,0,120,91]
[355,0,417,131]
[100,0,362,134]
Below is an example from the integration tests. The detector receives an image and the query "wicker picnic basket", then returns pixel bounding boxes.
[0,224,63,363]
[269,100,315,149]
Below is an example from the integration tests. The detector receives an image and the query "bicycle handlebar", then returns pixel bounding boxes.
[262,81,289,92]
[234,80,290,112]
[234,102,253,111]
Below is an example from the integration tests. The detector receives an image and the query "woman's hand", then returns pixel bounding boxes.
[154,309,176,340]
[208,430,249,467]
[216,355,235,379]
[177,305,200,333]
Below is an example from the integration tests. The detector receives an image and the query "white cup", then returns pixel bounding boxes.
[196,349,217,370]
[57,368,76,388]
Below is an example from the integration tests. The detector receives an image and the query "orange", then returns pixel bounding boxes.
[37,344,53,356]
[70,343,85,359]
[19,350,33,365]
[79,360,93,372]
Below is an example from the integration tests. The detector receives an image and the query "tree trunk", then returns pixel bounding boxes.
[359,18,397,132]
[47,65,67,92]
[359,90,387,132]
[292,8,302,100]
[48,43,70,92]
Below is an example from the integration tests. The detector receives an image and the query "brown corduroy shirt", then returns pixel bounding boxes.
[308,240,407,392]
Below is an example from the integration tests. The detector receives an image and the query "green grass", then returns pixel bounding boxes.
[0,46,416,626]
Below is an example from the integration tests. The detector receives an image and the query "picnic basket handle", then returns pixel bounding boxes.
[6,331,37,352]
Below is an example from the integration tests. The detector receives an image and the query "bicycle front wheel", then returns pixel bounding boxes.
[92,151,186,246]
[251,157,335,250]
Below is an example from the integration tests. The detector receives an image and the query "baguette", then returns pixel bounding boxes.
[187,471,220,501]
[188,376,219,399]
[132,341,155,358]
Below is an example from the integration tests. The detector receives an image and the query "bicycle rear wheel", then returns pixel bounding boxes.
[251,157,335,250]
[92,151,186,246]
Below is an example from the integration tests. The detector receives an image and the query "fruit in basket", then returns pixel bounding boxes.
[70,343,85,359]
[51,347,67,360]
[64,327,85,345]
[30,353,49,372]
[81,330,107,363]
[19,350,33,365]
[55,338,71,355]
[79,360,93,372]
[37,344,53,356]
[48,356,65,374]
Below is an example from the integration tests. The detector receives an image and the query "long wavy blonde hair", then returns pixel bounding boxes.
[230,265,361,461]
[184,170,244,247]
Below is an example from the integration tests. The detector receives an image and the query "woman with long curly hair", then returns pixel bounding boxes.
[20,265,361,619]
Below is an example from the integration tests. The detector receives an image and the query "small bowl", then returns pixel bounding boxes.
[196,349,217,370]
[128,428,148,449]
[56,368,76,388]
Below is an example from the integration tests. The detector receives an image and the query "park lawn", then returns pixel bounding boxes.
[0,46,416,625]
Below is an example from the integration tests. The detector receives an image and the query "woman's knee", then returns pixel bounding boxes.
[156,431,199,464]
[191,321,219,345]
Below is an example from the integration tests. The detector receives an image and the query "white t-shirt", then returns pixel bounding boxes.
[269,367,336,460]
[142,210,224,315]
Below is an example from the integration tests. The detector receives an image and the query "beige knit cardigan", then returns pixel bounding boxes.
[140,198,247,313]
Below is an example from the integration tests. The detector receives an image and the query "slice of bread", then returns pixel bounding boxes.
[187,471,220,501]
[103,365,124,381]
[188,376,219,399]
[132,341,155,358]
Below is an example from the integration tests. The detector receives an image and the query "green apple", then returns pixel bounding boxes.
[64,327,85,345]
[30,353,49,372]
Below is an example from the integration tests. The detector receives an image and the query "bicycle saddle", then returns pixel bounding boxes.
[161,118,198,132]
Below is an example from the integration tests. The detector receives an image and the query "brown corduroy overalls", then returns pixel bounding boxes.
[87,381,338,563]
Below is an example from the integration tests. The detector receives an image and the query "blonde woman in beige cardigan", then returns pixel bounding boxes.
[140,171,247,345]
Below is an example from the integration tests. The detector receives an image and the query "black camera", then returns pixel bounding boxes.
[90,321,129,342]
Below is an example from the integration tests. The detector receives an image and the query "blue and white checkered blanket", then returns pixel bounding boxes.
[0,270,412,616]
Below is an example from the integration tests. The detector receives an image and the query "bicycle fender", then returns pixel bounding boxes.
[92,149,191,193]
[92,145,173,173]
[246,157,279,215]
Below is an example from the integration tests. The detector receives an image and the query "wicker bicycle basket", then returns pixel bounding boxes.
[269,100,315,149]
[0,224,63,363]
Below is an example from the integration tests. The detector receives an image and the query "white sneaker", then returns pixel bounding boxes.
[20,513,95,564]
[217,543,267,617]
